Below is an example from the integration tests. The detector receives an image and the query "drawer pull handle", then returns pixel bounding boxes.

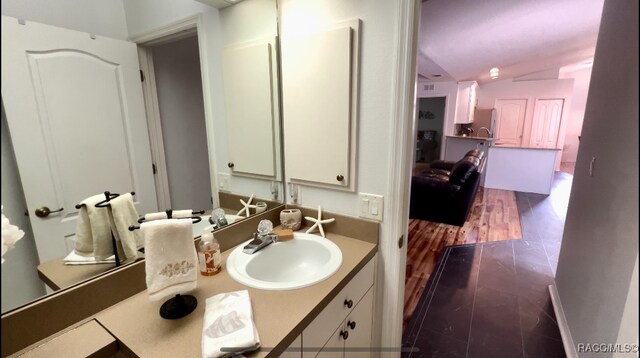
[347,320,356,330]
[344,299,353,309]
[340,330,349,340]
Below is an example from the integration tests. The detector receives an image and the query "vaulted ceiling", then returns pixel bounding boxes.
[417,0,605,83]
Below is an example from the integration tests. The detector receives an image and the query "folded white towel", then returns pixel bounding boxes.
[74,194,112,258]
[106,193,141,261]
[144,210,193,221]
[202,290,261,358]
[142,219,198,301]
[64,251,115,265]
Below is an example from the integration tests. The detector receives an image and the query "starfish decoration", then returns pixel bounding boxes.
[305,206,335,238]
[237,194,256,218]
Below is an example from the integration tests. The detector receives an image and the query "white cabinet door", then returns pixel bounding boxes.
[280,334,302,358]
[530,99,564,149]
[316,326,345,358]
[494,99,527,147]
[282,21,359,190]
[454,81,477,124]
[223,39,277,177]
[1,16,157,262]
[344,287,374,358]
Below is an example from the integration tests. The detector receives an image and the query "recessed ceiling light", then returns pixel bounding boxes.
[489,67,499,79]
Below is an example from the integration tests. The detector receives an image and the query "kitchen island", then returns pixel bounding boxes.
[484,146,560,195]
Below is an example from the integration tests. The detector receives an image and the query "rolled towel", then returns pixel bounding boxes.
[74,194,111,258]
[141,219,197,301]
[202,290,261,358]
[64,251,115,265]
[144,210,193,221]
[106,193,142,261]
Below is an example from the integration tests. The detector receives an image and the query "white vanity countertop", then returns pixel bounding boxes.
[94,231,377,357]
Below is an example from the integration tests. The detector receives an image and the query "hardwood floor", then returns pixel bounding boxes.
[403,187,522,331]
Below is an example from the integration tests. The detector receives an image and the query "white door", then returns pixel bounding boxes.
[531,99,564,148]
[1,16,157,262]
[494,99,527,147]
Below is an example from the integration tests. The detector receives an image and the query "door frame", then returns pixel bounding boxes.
[130,14,219,209]
[380,0,421,354]
[416,94,450,161]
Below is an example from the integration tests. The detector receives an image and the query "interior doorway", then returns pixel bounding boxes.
[415,96,446,164]
[138,33,213,212]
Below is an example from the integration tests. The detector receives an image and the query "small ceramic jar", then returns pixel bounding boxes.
[280,209,302,230]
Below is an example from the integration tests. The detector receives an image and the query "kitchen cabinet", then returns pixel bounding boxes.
[282,20,360,191]
[302,257,375,358]
[454,81,478,124]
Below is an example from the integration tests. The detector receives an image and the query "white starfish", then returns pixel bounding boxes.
[237,194,257,218]
[305,206,335,238]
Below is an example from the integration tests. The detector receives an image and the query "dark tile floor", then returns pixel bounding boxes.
[403,172,573,358]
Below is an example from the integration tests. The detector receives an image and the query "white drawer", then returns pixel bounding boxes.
[302,257,375,358]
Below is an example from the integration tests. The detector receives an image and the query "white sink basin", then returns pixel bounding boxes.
[226,233,343,290]
[192,214,241,238]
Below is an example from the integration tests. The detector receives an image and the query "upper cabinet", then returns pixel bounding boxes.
[281,20,361,191]
[223,38,279,178]
[454,81,478,124]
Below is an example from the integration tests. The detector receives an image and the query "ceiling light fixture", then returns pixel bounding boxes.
[489,67,499,79]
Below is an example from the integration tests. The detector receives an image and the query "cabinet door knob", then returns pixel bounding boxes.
[340,330,349,340]
[336,174,344,182]
[347,320,356,330]
[228,162,234,168]
[344,299,353,309]
[35,206,63,218]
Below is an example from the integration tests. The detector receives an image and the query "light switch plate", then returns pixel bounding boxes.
[358,193,383,221]
[218,173,231,191]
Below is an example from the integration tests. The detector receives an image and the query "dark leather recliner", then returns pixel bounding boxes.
[409,149,486,226]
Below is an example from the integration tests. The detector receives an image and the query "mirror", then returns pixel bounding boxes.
[0,0,283,313]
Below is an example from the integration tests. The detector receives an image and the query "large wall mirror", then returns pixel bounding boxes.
[1,0,283,314]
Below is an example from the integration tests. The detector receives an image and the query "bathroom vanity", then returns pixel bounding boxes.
[3,207,378,358]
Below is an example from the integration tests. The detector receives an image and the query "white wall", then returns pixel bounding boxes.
[1,104,46,312]
[1,0,128,39]
[152,36,213,211]
[123,0,281,202]
[215,0,281,201]
[559,66,593,164]
[280,0,409,351]
[555,0,638,352]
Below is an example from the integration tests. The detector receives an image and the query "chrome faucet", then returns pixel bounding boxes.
[478,127,493,138]
[243,219,278,254]
[242,232,278,254]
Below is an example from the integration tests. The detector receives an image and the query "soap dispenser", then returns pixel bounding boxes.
[198,229,221,276]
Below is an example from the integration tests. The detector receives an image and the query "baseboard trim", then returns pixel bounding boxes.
[549,284,578,358]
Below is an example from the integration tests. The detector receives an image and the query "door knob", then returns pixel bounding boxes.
[347,320,356,329]
[336,174,344,182]
[228,162,234,168]
[35,206,63,218]
[344,299,353,308]
[340,330,349,340]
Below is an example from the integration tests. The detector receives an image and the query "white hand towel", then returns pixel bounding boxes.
[142,219,198,301]
[64,251,115,265]
[106,193,142,261]
[144,210,194,221]
[202,290,261,358]
[74,194,112,258]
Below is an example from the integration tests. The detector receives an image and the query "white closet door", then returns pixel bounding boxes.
[531,99,564,148]
[1,16,157,262]
[494,99,527,147]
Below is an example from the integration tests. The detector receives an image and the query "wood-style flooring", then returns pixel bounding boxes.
[404,187,522,331]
